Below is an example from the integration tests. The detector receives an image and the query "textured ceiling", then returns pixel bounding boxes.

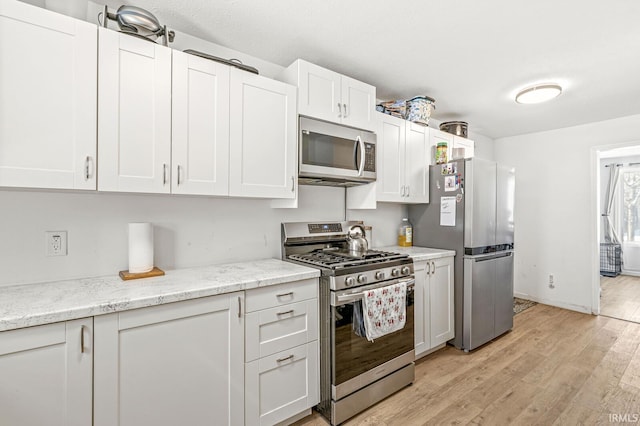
[102,0,640,139]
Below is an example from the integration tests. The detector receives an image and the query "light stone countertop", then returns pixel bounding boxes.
[0,258,319,332]
[378,246,456,263]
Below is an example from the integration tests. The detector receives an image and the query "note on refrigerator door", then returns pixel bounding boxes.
[440,196,456,226]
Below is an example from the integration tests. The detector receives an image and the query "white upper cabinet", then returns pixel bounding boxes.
[0,2,97,190]
[98,27,172,193]
[229,68,297,199]
[376,113,430,203]
[281,59,376,132]
[376,114,405,201]
[404,121,430,203]
[172,51,230,196]
[452,135,475,159]
[430,129,474,161]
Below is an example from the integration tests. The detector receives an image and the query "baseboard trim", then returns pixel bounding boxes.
[514,292,591,315]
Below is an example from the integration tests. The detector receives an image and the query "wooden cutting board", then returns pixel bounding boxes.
[119,267,165,281]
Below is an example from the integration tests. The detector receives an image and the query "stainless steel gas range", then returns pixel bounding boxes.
[282,221,415,425]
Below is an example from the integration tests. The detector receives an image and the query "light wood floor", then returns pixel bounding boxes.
[601,275,640,323]
[293,304,640,425]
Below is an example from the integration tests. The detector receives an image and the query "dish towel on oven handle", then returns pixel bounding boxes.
[362,281,407,342]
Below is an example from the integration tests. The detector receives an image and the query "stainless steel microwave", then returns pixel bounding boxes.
[298,117,376,186]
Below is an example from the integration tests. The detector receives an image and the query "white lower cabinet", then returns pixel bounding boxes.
[245,279,320,425]
[0,318,93,426]
[94,293,244,426]
[414,255,455,358]
[245,341,319,426]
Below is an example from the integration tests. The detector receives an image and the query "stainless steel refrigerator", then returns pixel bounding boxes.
[408,158,515,351]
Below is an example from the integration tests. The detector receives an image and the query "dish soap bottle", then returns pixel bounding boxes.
[398,218,413,247]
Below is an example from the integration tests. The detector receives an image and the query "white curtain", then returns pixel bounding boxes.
[603,164,622,244]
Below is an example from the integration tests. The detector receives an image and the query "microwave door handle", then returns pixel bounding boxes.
[356,136,365,176]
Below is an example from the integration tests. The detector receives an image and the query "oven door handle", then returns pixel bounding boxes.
[334,278,415,305]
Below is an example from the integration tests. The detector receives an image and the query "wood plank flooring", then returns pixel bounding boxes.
[601,275,640,323]
[292,304,640,425]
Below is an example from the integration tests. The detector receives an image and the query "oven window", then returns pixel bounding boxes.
[301,131,359,171]
[333,288,414,386]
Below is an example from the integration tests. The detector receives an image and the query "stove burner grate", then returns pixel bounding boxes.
[288,249,408,269]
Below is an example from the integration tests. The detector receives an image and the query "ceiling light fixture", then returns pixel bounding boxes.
[515,83,562,104]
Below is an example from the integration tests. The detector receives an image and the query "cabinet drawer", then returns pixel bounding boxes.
[245,341,319,426]
[246,299,318,362]
[245,278,317,313]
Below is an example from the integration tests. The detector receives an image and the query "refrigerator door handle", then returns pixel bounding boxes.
[471,251,513,262]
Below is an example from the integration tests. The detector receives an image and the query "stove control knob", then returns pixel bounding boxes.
[357,274,367,284]
[401,266,411,275]
[375,271,385,280]
[345,277,356,287]
[391,268,400,277]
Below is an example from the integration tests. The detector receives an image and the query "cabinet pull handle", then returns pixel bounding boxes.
[84,156,93,180]
[238,296,242,318]
[401,185,405,197]
[177,165,182,185]
[80,325,86,353]
[163,164,168,185]
[276,291,294,298]
[406,185,410,197]
[276,354,294,363]
[277,309,294,317]
[431,261,436,274]
[291,176,295,192]
[337,103,342,118]
[343,103,348,118]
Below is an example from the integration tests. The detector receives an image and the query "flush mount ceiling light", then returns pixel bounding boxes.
[515,83,562,104]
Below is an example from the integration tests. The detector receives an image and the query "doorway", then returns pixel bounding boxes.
[594,144,640,322]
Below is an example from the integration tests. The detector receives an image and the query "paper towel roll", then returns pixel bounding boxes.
[128,223,154,273]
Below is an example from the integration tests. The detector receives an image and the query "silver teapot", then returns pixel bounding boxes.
[347,225,369,254]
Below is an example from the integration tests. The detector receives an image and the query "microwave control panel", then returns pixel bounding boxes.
[364,143,376,172]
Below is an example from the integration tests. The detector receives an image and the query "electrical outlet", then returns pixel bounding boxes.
[46,231,67,256]
[548,274,555,289]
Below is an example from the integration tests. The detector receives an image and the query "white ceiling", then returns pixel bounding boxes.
[102,0,640,139]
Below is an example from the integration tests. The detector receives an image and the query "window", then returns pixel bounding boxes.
[620,167,640,242]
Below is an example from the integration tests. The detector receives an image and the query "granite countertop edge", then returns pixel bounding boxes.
[379,245,457,262]
[0,258,320,332]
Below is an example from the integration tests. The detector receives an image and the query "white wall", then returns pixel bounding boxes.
[0,186,405,287]
[494,113,640,313]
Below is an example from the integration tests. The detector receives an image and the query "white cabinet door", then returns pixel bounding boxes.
[452,136,475,159]
[229,69,297,198]
[245,341,319,426]
[295,60,342,124]
[283,59,376,131]
[0,318,93,426]
[172,51,230,195]
[376,114,405,202]
[413,261,430,357]
[94,293,244,426]
[0,2,96,190]
[377,114,430,204]
[98,28,172,193]
[340,75,376,131]
[404,122,430,203]
[430,256,455,346]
